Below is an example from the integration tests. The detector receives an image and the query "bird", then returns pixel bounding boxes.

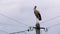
[34,6,42,21]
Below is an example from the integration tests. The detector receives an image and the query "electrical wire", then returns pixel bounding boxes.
[9,27,34,34]
[41,15,60,24]
[10,29,29,34]
[0,13,30,27]
[43,22,60,33]
[47,22,60,29]
[31,0,37,5]
[40,15,60,32]
[0,22,27,28]
[0,13,34,34]
[38,15,60,32]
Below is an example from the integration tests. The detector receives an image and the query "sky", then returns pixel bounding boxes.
[0,0,60,34]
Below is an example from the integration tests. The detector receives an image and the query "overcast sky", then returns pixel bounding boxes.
[0,0,60,34]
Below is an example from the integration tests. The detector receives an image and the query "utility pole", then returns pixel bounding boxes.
[34,22,46,34]
[36,22,40,34]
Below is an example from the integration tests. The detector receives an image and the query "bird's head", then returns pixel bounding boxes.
[34,6,37,9]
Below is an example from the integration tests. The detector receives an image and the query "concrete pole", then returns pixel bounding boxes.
[35,22,40,34]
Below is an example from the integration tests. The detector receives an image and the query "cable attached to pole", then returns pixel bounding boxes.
[0,13,30,28]
[10,27,34,34]
[41,15,60,23]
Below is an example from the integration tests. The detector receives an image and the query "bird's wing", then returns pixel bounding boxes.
[34,9,42,21]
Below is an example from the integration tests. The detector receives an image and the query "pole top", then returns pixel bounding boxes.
[36,23,40,27]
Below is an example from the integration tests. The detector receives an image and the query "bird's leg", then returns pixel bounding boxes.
[36,18,39,23]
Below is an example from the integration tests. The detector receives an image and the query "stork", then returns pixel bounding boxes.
[34,6,42,21]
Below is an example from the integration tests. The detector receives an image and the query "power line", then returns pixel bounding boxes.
[0,22,27,28]
[0,13,30,27]
[0,13,34,34]
[10,30,27,34]
[10,29,30,34]
[44,22,60,33]
[10,27,34,34]
[40,15,60,32]
[47,22,60,29]
[39,15,60,32]
[31,0,37,5]
[41,15,60,24]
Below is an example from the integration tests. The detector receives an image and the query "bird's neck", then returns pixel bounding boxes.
[34,8,36,10]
